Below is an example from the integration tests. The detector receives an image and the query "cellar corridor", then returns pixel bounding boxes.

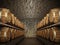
[0,0,60,45]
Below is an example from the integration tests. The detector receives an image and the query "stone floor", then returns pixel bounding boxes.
[18,38,42,45]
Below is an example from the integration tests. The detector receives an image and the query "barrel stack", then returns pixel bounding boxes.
[37,8,60,43]
[0,8,24,42]
[0,27,24,42]
[0,8,24,29]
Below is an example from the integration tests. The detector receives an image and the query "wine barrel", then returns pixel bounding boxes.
[43,29,46,38]
[17,30,24,37]
[11,14,15,25]
[14,17,20,28]
[18,21,24,29]
[13,29,17,39]
[49,27,60,42]
[10,28,15,39]
[0,27,10,42]
[40,30,43,37]
[41,30,43,37]
[16,19,19,27]
[37,22,41,28]
[0,8,12,23]
[43,17,46,26]
[42,19,44,27]
[42,30,46,38]
[45,29,50,39]
[40,21,42,28]
[41,20,43,27]
[14,17,18,26]
[17,19,20,27]
[39,21,41,28]
[18,30,24,36]
[49,8,60,24]
[44,17,46,26]
[14,29,18,38]
[10,28,24,39]
[15,30,20,37]
[39,21,42,28]
[14,17,17,26]
[45,14,49,25]
[37,30,42,37]
[43,30,46,38]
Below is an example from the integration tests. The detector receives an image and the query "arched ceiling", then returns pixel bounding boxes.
[0,0,60,21]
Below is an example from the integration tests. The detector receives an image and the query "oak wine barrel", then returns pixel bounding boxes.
[49,27,60,42]
[0,27,11,42]
[49,8,60,24]
[0,8,12,24]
